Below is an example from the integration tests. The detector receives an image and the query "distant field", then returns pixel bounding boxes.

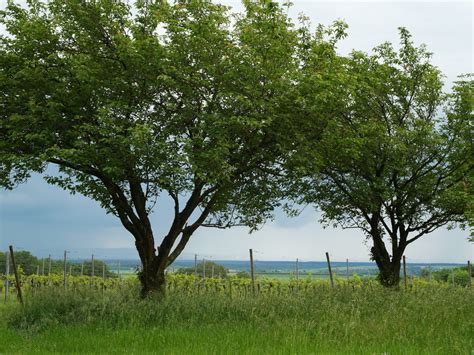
[0,277,473,354]
[104,259,463,280]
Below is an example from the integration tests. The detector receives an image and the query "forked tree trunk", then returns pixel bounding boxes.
[134,231,168,298]
[134,229,188,298]
[370,227,406,288]
[116,179,218,298]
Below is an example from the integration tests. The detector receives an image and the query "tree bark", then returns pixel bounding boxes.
[138,257,166,298]
[133,225,196,297]
[369,226,405,288]
[104,177,220,298]
[132,226,171,298]
[374,256,401,287]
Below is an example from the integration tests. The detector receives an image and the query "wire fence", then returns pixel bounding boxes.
[1,247,470,278]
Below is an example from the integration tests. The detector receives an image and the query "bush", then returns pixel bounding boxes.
[176,261,228,278]
[421,267,472,286]
[235,271,251,279]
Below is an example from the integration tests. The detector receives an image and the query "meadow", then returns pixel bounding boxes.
[0,275,473,354]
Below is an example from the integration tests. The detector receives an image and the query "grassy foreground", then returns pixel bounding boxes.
[0,284,473,354]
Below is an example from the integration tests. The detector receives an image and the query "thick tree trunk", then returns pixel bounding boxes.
[376,259,401,287]
[132,226,195,297]
[134,230,184,298]
[138,261,166,298]
[134,230,168,298]
[369,226,404,288]
[109,177,218,298]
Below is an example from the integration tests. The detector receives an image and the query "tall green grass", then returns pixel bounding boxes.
[2,284,473,353]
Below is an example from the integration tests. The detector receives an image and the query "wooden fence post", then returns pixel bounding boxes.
[102,264,106,292]
[91,254,95,277]
[42,258,45,276]
[90,254,95,287]
[47,254,52,286]
[325,252,334,288]
[403,255,407,288]
[346,258,349,280]
[194,254,197,278]
[249,249,256,295]
[68,264,72,288]
[63,250,67,289]
[4,250,10,303]
[296,258,299,281]
[9,246,23,306]
[468,260,472,288]
[202,259,206,279]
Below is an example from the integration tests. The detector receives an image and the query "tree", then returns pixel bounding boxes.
[177,261,228,278]
[0,0,335,295]
[68,260,116,277]
[234,270,250,278]
[456,80,474,242]
[0,250,38,275]
[0,250,115,276]
[421,266,473,287]
[294,29,472,287]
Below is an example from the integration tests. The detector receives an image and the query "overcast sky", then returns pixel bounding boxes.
[0,1,472,262]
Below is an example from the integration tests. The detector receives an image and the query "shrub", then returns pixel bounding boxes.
[176,261,228,278]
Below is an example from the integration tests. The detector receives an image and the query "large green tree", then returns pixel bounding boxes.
[294,29,472,287]
[0,0,338,295]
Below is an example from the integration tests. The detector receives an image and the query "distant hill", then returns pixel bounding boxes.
[103,259,464,277]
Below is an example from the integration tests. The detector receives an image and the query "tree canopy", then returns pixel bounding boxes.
[0,0,343,295]
[2,0,469,292]
[292,29,472,286]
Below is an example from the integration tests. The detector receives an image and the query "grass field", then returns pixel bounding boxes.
[1,280,473,354]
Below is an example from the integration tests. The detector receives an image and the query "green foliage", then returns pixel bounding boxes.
[0,0,305,222]
[421,267,473,287]
[299,29,470,233]
[3,272,466,302]
[0,0,344,288]
[292,28,472,285]
[448,75,474,240]
[0,251,38,275]
[235,270,251,278]
[0,251,115,277]
[68,260,116,278]
[176,261,228,278]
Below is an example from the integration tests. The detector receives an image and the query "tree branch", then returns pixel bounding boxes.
[47,158,142,235]
[166,190,221,266]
